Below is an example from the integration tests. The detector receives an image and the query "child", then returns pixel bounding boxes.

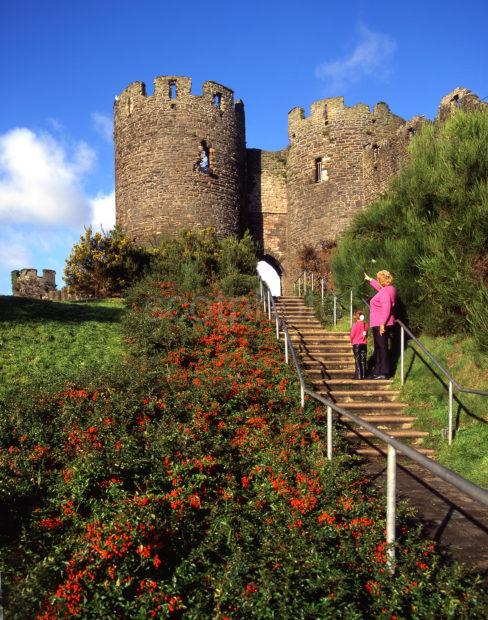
[350,310,368,380]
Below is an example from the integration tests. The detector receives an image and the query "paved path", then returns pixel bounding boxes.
[364,458,488,580]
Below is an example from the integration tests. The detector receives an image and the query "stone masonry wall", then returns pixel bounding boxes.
[113,78,485,296]
[12,269,56,298]
[246,148,288,271]
[115,77,246,242]
[283,98,405,292]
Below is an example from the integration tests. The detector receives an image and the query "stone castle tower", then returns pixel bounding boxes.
[114,78,485,292]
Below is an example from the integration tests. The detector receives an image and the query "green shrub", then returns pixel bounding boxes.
[332,109,488,347]
[64,227,149,297]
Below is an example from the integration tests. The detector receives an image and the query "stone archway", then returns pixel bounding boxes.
[257,255,282,296]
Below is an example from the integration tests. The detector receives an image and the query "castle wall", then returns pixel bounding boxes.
[283,98,405,291]
[12,269,57,298]
[246,148,288,270]
[115,77,246,242]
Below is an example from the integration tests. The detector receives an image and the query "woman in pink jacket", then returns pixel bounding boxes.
[364,270,397,379]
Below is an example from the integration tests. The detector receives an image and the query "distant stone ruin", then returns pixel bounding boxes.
[11,268,56,299]
[11,269,93,301]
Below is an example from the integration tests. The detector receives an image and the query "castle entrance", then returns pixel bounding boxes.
[257,259,281,297]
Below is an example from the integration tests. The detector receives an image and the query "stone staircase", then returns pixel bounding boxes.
[276,296,434,458]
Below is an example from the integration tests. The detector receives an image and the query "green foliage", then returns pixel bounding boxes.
[148,228,259,295]
[0,297,125,400]
[64,226,149,297]
[2,284,487,618]
[332,110,488,346]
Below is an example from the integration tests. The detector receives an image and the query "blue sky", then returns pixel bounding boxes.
[1,0,487,295]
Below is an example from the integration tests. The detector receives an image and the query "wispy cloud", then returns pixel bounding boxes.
[91,112,113,143]
[315,24,396,92]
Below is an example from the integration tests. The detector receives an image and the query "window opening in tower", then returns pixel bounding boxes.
[198,142,211,174]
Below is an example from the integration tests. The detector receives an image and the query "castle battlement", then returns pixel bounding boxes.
[288,96,404,141]
[12,268,56,298]
[113,77,486,294]
[115,76,243,119]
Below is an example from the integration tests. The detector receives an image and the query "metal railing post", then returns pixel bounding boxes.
[327,406,333,460]
[284,331,289,364]
[263,285,267,312]
[349,290,353,328]
[303,271,307,295]
[275,315,280,340]
[386,444,397,572]
[298,277,301,297]
[300,383,305,408]
[267,290,271,321]
[448,381,453,445]
[333,295,337,326]
[259,280,263,300]
[400,325,405,386]
[311,272,314,292]
[321,278,324,305]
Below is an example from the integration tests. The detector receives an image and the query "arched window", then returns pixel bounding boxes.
[213,93,222,110]
[198,141,210,174]
[169,81,177,99]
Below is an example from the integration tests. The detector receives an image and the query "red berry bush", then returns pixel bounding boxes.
[0,278,486,618]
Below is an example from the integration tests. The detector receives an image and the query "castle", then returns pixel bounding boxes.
[114,78,485,293]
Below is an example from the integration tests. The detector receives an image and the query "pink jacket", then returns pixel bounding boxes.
[350,321,368,345]
[369,279,397,327]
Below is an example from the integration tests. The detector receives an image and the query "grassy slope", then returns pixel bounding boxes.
[391,334,488,489]
[0,296,126,400]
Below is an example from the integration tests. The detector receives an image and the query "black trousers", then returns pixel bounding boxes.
[352,344,367,379]
[372,326,393,377]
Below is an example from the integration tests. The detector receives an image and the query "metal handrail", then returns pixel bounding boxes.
[257,277,488,570]
[298,276,488,445]
[396,319,488,397]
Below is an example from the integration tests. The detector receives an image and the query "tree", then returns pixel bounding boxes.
[64,227,148,297]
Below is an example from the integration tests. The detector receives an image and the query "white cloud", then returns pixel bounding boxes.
[0,236,31,270]
[91,190,116,231]
[315,24,396,92]
[0,128,95,226]
[92,112,113,143]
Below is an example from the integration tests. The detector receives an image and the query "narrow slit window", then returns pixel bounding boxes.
[315,157,329,182]
[169,81,177,99]
[315,158,322,183]
[213,93,222,110]
[198,142,210,174]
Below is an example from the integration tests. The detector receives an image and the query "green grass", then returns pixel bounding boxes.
[0,296,126,400]
[391,334,488,488]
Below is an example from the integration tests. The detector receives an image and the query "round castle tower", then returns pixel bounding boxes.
[114,76,246,242]
[284,97,405,290]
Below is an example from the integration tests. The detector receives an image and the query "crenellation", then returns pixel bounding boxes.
[113,78,486,294]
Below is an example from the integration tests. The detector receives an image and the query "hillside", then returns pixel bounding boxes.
[0,297,126,400]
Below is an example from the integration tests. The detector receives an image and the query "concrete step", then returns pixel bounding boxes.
[317,399,409,414]
[311,369,367,378]
[309,378,393,391]
[338,414,416,426]
[345,429,429,439]
[329,390,401,402]
[355,446,436,458]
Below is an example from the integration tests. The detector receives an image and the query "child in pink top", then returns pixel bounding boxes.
[350,310,368,379]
